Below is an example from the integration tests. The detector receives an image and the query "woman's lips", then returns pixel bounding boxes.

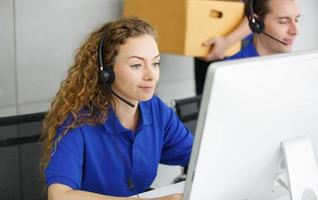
[139,86,154,92]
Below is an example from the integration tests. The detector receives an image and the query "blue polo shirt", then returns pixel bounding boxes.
[227,34,259,60]
[45,96,193,197]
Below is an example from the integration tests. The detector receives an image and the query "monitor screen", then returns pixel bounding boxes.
[184,50,318,200]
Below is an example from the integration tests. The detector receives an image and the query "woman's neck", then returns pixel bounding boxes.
[112,99,139,132]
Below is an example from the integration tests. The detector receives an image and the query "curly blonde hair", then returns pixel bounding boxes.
[40,17,156,193]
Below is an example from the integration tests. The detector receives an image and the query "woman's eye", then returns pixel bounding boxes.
[153,62,160,67]
[130,64,142,68]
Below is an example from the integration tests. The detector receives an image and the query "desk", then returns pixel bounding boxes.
[132,181,290,200]
[132,182,184,198]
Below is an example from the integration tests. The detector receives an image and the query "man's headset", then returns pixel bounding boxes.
[247,0,288,46]
[98,32,135,107]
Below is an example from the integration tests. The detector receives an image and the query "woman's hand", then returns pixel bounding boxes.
[148,193,183,200]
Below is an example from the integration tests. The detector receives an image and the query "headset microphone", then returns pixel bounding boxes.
[111,90,135,108]
[248,0,288,46]
[98,32,135,108]
[261,31,288,46]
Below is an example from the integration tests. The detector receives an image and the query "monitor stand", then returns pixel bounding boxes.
[282,136,318,200]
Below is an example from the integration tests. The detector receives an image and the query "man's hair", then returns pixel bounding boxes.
[244,0,271,21]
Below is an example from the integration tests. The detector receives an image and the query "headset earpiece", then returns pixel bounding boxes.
[100,66,115,85]
[249,16,265,34]
[248,0,265,34]
[98,32,115,86]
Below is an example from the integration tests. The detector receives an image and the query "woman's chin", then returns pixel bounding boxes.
[138,94,154,102]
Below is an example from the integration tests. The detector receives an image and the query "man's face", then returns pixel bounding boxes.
[258,0,300,54]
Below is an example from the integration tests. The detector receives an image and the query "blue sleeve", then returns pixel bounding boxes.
[45,127,84,189]
[159,101,193,166]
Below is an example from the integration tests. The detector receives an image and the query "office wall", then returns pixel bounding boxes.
[2,0,318,117]
[0,0,16,116]
[0,0,195,118]
[294,0,318,51]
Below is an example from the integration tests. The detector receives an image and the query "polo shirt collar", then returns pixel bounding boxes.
[103,100,153,133]
[139,100,152,126]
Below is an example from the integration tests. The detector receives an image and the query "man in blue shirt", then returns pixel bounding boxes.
[228,0,300,60]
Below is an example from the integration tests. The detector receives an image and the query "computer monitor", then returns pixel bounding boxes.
[184,50,318,200]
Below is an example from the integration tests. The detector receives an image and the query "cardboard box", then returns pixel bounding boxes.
[123,0,244,57]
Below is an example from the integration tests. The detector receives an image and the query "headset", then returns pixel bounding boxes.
[98,32,135,107]
[248,0,265,34]
[247,0,288,46]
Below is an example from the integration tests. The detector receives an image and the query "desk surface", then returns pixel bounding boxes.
[132,181,184,198]
[132,181,290,200]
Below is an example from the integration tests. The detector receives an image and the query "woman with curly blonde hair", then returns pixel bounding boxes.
[40,17,193,200]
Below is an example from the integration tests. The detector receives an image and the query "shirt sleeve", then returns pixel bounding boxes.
[45,127,84,189]
[160,102,193,166]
